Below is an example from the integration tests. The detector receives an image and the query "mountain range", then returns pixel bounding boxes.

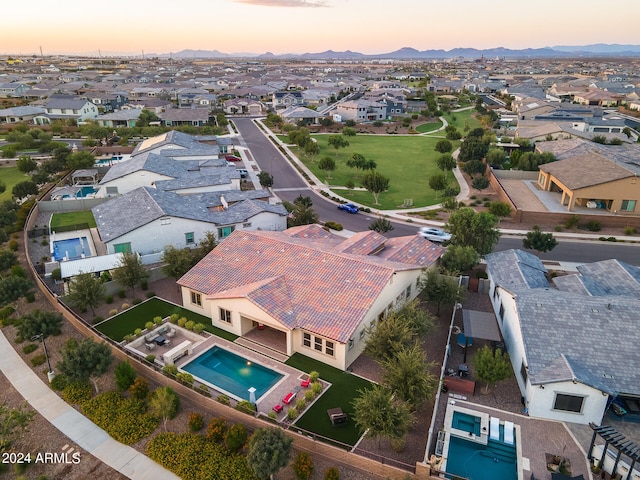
[162,44,640,60]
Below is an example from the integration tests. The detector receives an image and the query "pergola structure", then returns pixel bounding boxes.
[588,423,640,480]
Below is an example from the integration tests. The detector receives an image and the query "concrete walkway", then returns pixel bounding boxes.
[0,331,180,480]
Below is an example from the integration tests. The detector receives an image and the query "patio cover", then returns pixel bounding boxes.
[60,252,123,279]
[462,309,502,342]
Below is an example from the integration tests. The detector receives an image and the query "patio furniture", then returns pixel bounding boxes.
[458,363,469,377]
[301,378,310,388]
[490,417,500,441]
[504,420,514,445]
[283,392,296,405]
[327,407,348,425]
[145,342,156,351]
[154,335,166,346]
[273,404,283,413]
[166,328,176,338]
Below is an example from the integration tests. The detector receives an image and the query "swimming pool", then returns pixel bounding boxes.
[181,346,283,401]
[76,186,98,198]
[452,411,481,436]
[52,237,90,261]
[446,424,517,480]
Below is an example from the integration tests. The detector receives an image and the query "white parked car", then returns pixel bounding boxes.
[418,227,451,243]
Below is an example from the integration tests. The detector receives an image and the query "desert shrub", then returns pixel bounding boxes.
[177,317,187,327]
[49,374,68,391]
[25,292,35,303]
[304,389,315,402]
[324,221,343,231]
[224,423,247,452]
[471,176,490,190]
[140,279,148,290]
[293,451,314,480]
[586,220,601,232]
[624,226,637,235]
[121,303,130,310]
[391,437,406,452]
[114,361,137,391]
[62,381,93,404]
[162,364,178,377]
[22,344,38,355]
[133,328,142,337]
[176,372,194,385]
[118,289,126,298]
[188,412,204,432]
[296,398,306,411]
[287,407,298,420]
[309,371,320,382]
[216,394,230,405]
[30,354,46,367]
[564,214,579,229]
[324,467,340,480]
[235,400,256,416]
[0,305,15,320]
[129,377,149,400]
[197,384,211,397]
[554,225,563,232]
[132,298,142,305]
[184,320,195,331]
[145,321,154,331]
[82,391,159,445]
[108,308,118,316]
[206,417,228,442]
[145,354,155,364]
[311,382,323,394]
[8,240,18,252]
[145,291,155,298]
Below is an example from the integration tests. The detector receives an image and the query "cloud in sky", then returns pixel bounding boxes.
[234,0,329,6]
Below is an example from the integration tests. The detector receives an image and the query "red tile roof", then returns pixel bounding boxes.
[178,229,442,342]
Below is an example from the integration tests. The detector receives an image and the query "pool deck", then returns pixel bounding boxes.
[442,399,591,480]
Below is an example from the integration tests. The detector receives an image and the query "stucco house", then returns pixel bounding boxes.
[335,99,386,123]
[35,95,99,123]
[485,249,640,425]
[177,225,444,370]
[92,187,288,255]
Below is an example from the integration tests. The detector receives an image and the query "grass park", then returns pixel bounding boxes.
[0,166,25,202]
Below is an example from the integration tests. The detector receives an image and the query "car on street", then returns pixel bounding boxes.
[225,155,242,162]
[337,203,359,214]
[418,227,451,243]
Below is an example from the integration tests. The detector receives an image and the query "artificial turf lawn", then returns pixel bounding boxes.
[285,353,373,446]
[50,210,97,229]
[0,166,27,202]
[95,297,237,342]
[282,134,459,210]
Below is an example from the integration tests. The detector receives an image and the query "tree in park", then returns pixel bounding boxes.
[361,170,390,205]
[161,245,194,281]
[445,207,500,256]
[66,271,105,316]
[342,126,356,137]
[437,154,456,172]
[434,139,453,154]
[368,217,394,233]
[352,384,413,448]
[0,275,32,307]
[303,140,320,160]
[114,361,137,391]
[473,345,512,394]
[149,386,180,431]
[381,343,438,410]
[16,309,63,342]
[246,427,293,480]
[258,171,274,188]
[420,269,464,314]
[16,155,37,174]
[317,156,336,180]
[57,338,113,392]
[112,251,147,297]
[346,153,376,176]
[488,201,512,223]
[522,225,558,256]
[327,134,349,157]
[461,159,486,177]
[486,148,506,167]
[458,137,489,162]
[428,173,449,198]
[67,151,96,170]
[0,402,34,451]
[12,180,39,199]
[441,245,480,274]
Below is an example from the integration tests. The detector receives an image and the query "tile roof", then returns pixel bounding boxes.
[539,152,634,190]
[178,229,440,343]
[484,249,549,291]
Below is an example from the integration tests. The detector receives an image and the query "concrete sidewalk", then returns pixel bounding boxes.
[0,331,180,480]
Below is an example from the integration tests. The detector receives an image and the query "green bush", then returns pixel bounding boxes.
[115,361,137,391]
[564,214,579,229]
[140,279,148,290]
[0,305,15,320]
[92,316,104,325]
[49,374,68,391]
[177,317,187,327]
[184,320,195,331]
[145,321,154,331]
[293,451,314,480]
[235,400,256,416]
[129,377,149,400]
[193,323,205,334]
[176,372,194,385]
[163,364,178,377]
[296,398,306,411]
[132,298,142,305]
[146,291,156,298]
[309,371,320,382]
[197,384,211,397]
[188,412,204,432]
[324,221,343,231]
[216,394,230,405]
[304,389,315,402]
[554,225,563,232]
[62,381,93,404]
[153,316,163,324]
[311,382,323,394]
[287,407,298,420]
[8,240,18,252]
[206,417,228,442]
[145,354,156,364]
[170,313,180,323]
[324,467,340,480]
[134,328,142,336]
[624,226,637,235]
[30,354,46,367]
[224,423,247,452]
[118,289,126,298]
[82,391,159,445]
[22,344,38,355]
[586,220,601,232]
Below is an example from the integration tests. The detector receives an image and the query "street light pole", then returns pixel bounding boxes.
[31,333,55,383]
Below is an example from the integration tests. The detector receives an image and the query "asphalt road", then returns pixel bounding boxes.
[231,116,640,266]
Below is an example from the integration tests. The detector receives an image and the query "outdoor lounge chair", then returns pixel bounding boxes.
[166,328,176,338]
[504,420,514,445]
[490,417,500,441]
[273,404,283,413]
[301,378,310,388]
[282,392,296,404]
[145,342,156,351]
[327,407,348,425]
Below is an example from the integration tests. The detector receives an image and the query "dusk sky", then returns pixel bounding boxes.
[3,0,638,56]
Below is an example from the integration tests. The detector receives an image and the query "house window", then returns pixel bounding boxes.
[185,232,194,245]
[405,285,411,299]
[325,341,334,357]
[348,339,354,350]
[621,200,636,212]
[359,329,366,340]
[303,332,311,348]
[553,393,584,413]
[499,303,505,322]
[219,308,231,324]
[161,218,171,226]
[114,242,131,254]
[396,294,403,304]
[190,291,201,306]
[520,361,528,384]
[218,226,235,239]
[314,336,322,352]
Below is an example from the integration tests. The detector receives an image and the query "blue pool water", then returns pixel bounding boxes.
[77,186,98,198]
[53,237,90,261]
[452,411,481,436]
[446,425,517,480]
[181,346,283,401]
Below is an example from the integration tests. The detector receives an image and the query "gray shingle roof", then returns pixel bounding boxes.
[484,249,549,291]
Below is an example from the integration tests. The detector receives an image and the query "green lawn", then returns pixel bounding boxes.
[283,134,458,210]
[285,353,373,446]
[95,297,238,342]
[50,211,97,230]
[443,109,482,133]
[415,121,442,133]
[0,166,27,202]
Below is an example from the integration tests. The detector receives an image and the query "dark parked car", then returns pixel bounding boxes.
[337,203,359,214]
